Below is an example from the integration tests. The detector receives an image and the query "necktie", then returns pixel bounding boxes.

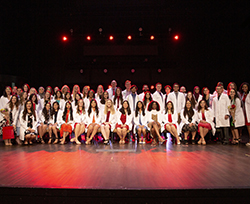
[113,89,115,96]
[159,92,163,102]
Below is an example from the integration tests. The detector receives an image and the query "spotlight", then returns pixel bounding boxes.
[62,36,67,41]
[158,69,162,73]
[87,36,91,41]
[174,35,179,40]
[150,35,154,40]
[131,69,135,73]
[109,36,114,40]
[80,69,83,74]
[150,85,154,90]
[127,35,132,40]
[104,69,108,73]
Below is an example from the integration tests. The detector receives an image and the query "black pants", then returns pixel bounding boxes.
[216,127,230,143]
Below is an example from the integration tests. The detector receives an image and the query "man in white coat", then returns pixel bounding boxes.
[122,80,131,99]
[126,85,140,112]
[212,85,230,144]
[107,80,117,99]
[168,83,185,121]
[152,83,165,113]
[139,84,149,101]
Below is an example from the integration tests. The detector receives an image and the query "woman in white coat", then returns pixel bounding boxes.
[49,101,63,144]
[19,100,38,145]
[60,101,74,145]
[112,87,123,111]
[197,100,215,145]
[202,87,214,108]
[116,100,133,144]
[134,101,148,144]
[163,101,180,145]
[0,86,12,109]
[193,86,203,109]
[38,91,52,112]
[54,90,65,111]
[180,100,198,145]
[71,99,86,145]
[228,88,245,144]
[100,99,117,144]
[147,101,165,145]
[85,99,101,144]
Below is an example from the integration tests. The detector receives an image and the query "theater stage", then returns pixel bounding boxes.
[0,136,250,203]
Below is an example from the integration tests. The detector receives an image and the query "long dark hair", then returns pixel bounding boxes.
[62,101,73,121]
[228,88,239,101]
[239,82,250,94]
[165,101,174,114]
[88,99,99,117]
[77,99,85,114]
[51,101,60,119]
[64,92,72,102]
[22,100,36,121]
[55,90,63,100]
[29,93,38,104]
[74,93,82,107]
[113,87,124,105]
[3,86,12,97]
[143,91,152,108]
[197,100,208,112]
[147,101,160,112]
[183,100,194,118]
[100,91,109,105]
[185,92,196,109]
[42,103,51,122]
[135,101,145,117]
[119,100,131,115]
[87,89,95,99]
[8,95,19,111]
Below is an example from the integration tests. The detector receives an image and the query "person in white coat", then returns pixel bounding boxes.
[197,100,215,145]
[163,101,180,145]
[180,100,198,145]
[138,84,149,101]
[228,88,245,144]
[112,87,123,111]
[147,101,165,145]
[168,83,185,123]
[38,91,52,112]
[152,83,164,113]
[142,91,153,111]
[99,91,109,113]
[122,80,132,99]
[134,101,148,144]
[100,99,117,144]
[19,100,38,145]
[54,90,65,111]
[60,101,74,145]
[212,85,230,144]
[193,86,203,107]
[29,93,40,113]
[49,101,63,144]
[126,85,140,112]
[0,86,12,109]
[107,80,117,99]
[38,102,52,144]
[95,85,104,101]
[85,99,101,144]
[202,87,214,108]
[116,100,133,144]
[71,99,86,145]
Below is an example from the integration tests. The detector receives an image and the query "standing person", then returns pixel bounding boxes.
[100,99,117,144]
[163,101,180,145]
[60,101,74,145]
[143,91,153,110]
[38,91,52,111]
[139,84,149,101]
[85,89,95,112]
[19,100,38,145]
[226,82,239,96]
[212,85,231,144]
[95,85,104,101]
[37,87,45,100]
[29,87,38,96]
[147,101,165,146]
[71,99,86,145]
[152,83,164,113]
[82,86,90,100]
[239,82,250,146]
[85,99,101,145]
[163,85,172,107]
[72,93,82,111]
[122,80,132,99]
[228,88,245,144]
[193,86,202,108]
[213,82,227,97]
[61,85,70,98]
[202,87,214,108]
[29,93,39,112]
[50,101,63,144]
[16,88,23,99]
[134,101,148,144]
[116,100,133,144]
[180,100,198,145]
[54,90,64,111]
[12,86,17,96]
[197,100,215,145]
[180,86,187,97]
[126,85,140,112]
[99,91,109,113]
[53,87,60,97]
[185,91,196,109]
[0,86,12,109]
[71,85,81,101]
[107,80,117,99]
[113,87,123,111]
[168,83,185,123]
[23,84,30,93]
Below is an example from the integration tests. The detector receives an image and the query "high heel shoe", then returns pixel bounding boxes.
[198,139,202,145]
[103,140,109,145]
[184,140,188,145]
[53,138,58,144]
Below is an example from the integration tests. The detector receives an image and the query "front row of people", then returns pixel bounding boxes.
[0,94,239,146]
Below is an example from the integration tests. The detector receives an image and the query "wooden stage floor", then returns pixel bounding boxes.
[1,138,250,190]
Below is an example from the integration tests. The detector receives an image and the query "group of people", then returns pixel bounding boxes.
[0,80,250,147]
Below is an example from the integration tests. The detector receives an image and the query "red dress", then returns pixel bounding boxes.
[116,114,129,130]
[198,112,212,132]
[60,110,72,136]
[164,113,177,130]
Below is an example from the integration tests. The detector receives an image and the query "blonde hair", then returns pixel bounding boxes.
[104,99,115,115]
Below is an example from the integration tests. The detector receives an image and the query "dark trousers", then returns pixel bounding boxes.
[216,127,230,142]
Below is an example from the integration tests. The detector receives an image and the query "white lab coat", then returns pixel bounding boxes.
[4,104,19,126]
[168,92,185,114]
[162,111,180,134]
[52,99,65,111]
[19,110,38,141]
[180,109,198,131]
[230,98,245,128]
[38,110,51,125]
[73,109,86,124]
[122,89,131,99]
[85,110,102,127]
[101,111,117,131]
[112,96,123,111]
[212,93,230,128]
[147,110,163,124]
[107,87,117,100]
[49,110,63,129]
[0,96,10,110]
[126,94,140,112]
[244,93,250,123]
[116,111,133,130]
[194,94,203,110]
[152,91,165,113]
[133,111,148,133]
[38,99,52,112]
[60,111,74,130]
[197,108,216,135]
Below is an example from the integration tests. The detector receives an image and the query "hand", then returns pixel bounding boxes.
[225,115,229,120]
[13,124,16,130]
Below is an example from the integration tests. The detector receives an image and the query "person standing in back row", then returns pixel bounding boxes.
[152,83,164,113]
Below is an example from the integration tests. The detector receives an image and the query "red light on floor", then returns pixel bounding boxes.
[87,36,91,41]
[127,35,132,40]
[150,35,154,40]
[174,35,179,40]
[109,36,114,40]
[62,36,67,41]
[150,85,154,90]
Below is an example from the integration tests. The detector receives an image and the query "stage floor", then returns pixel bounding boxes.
[0,138,250,190]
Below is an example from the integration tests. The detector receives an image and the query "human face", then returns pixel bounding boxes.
[47,87,52,92]
[180,86,186,93]
[138,102,143,109]
[200,100,206,108]
[131,87,136,93]
[195,87,200,94]
[216,86,222,94]
[11,96,17,104]
[104,92,108,99]
[84,87,89,94]
[125,82,131,90]
[156,84,162,92]
[89,91,94,98]
[229,89,236,98]
[24,85,28,92]
[123,102,128,109]
[186,101,192,109]
[203,88,209,95]
[91,100,96,108]
[45,103,51,111]
[30,88,36,94]
[229,83,235,89]
[45,92,50,100]
[26,101,32,109]
[242,84,248,93]
[74,86,78,92]
[12,87,17,93]
[152,102,157,110]
[187,92,192,100]
[39,88,44,94]
[167,102,172,110]
[143,85,149,92]
[53,103,59,110]
[106,100,112,108]
[66,102,71,109]
[23,92,28,100]
[116,88,121,95]
[32,95,36,102]
[146,92,150,99]
[98,86,103,94]
[165,87,171,94]
[17,88,22,95]
[75,94,80,101]
[173,84,179,92]
[6,87,11,95]
[78,100,83,107]
[111,81,117,88]
[54,87,59,93]
[56,91,61,98]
